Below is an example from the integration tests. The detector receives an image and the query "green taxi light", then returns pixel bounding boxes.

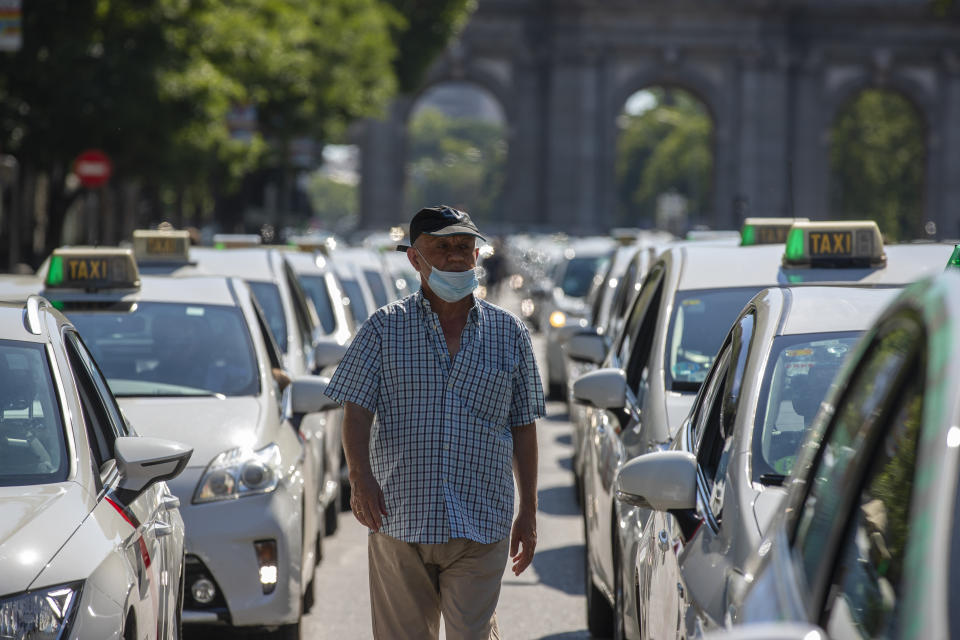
[741,224,757,246]
[947,245,960,271]
[47,255,65,287]
[785,227,805,261]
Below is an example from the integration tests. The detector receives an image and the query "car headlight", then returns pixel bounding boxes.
[193,444,283,504]
[549,310,567,328]
[0,582,82,639]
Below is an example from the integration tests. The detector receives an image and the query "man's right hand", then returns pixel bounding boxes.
[349,470,387,532]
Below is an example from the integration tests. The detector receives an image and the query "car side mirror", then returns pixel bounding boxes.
[289,375,339,415]
[314,341,348,370]
[572,368,627,409]
[565,331,606,365]
[615,451,697,511]
[114,436,193,504]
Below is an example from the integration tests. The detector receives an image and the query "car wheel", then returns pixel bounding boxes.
[584,525,614,638]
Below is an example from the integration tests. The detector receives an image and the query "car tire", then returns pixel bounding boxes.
[584,526,614,638]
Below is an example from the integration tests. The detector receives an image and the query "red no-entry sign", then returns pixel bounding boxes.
[73,149,112,188]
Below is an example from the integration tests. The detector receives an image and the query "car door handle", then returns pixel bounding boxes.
[161,495,180,511]
[658,530,669,551]
[152,521,174,538]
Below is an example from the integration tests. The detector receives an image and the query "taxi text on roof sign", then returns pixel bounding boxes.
[45,247,140,290]
[133,229,191,263]
[782,220,886,268]
[740,217,809,246]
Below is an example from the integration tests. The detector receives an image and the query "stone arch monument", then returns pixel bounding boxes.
[360,0,960,237]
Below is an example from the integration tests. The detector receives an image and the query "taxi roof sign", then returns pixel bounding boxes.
[45,247,140,291]
[213,233,261,249]
[741,217,809,246]
[783,220,886,268]
[133,229,191,263]
[288,234,336,255]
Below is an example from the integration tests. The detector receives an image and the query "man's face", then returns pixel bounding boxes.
[409,234,479,276]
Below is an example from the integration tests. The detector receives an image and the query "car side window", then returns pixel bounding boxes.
[693,345,731,493]
[823,368,923,639]
[623,275,665,396]
[64,331,120,473]
[284,263,317,351]
[616,264,664,365]
[792,315,922,594]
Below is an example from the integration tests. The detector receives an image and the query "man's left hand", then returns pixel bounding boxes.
[510,508,537,575]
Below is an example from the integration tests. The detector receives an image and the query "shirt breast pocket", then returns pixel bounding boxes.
[453,364,514,426]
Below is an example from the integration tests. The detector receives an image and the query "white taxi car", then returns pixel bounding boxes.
[40,247,333,638]
[615,285,899,640]
[712,271,960,639]
[0,294,192,639]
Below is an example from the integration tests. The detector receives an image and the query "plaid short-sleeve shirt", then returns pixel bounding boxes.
[324,291,545,544]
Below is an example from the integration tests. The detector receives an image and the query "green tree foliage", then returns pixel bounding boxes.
[381,0,476,93]
[829,89,925,241]
[404,107,506,225]
[615,88,713,226]
[0,0,402,259]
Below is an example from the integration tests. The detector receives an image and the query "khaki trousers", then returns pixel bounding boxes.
[368,533,510,640]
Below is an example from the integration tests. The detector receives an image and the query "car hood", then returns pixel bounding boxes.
[118,396,267,466]
[752,486,789,536]
[0,483,91,594]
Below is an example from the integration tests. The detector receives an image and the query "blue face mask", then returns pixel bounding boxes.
[416,249,479,303]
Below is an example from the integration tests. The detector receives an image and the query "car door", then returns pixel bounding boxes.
[64,330,171,637]
[587,265,665,592]
[787,312,923,625]
[676,312,755,635]
[642,339,734,640]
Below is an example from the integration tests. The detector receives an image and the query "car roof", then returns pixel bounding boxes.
[332,247,384,270]
[673,244,785,290]
[777,286,902,336]
[282,250,332,275]
[43,275,239,307]
[188,247,276,282]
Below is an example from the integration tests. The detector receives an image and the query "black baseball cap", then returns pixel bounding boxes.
[396,205,485,251]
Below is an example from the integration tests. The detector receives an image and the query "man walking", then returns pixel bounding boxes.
[324,205,544,639]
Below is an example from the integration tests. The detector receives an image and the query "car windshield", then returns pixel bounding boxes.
[752,332,860,481]
[68,302,260,398]
[0,341,68,485]
[665,288,762,391]
[340,278,369,323]
[559,255,609,298]
[298,274,337,334]
[247,281,288,353]
[364,270,390,308]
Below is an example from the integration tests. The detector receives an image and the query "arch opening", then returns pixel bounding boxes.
[404,82,508,228]
[614,87,714,235]
[829,88,926,241]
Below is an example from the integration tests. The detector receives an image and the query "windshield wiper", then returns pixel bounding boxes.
[758,473,786,486]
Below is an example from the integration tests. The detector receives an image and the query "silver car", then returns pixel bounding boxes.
[0,294,192,639]
[188,246,347,535]
[39,249,331,638]
[711,270,960,640]
[615,285,899,640]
